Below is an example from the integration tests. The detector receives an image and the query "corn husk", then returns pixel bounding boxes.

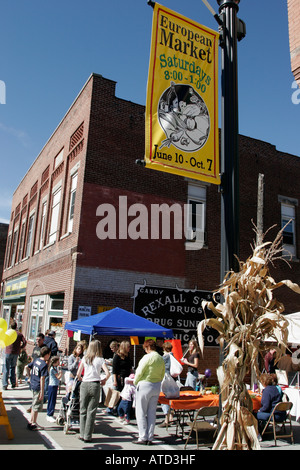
[198,226,300,450]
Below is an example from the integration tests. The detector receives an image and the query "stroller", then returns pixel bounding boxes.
[56,377,81,434]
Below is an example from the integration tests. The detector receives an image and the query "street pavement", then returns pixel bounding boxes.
[0,382,299,456]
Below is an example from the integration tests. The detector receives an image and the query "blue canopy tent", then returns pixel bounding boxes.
[64,307,173,338]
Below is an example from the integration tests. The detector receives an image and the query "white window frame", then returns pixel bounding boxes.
[54,149,64,169]
[4,232,12,269]
[49,186,61,244]
[281,200,297,258]
[185,183,207,250]
[10,226,19,266]
[18,220,26,262]
[39,200,47,250]
[68,171,78,233]
[25,213,35,258]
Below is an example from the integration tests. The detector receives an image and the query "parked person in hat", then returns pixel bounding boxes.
[2,321,27,390]
[76,340,110,443]
[182,339,200,390]
[133,339,165,445]
[26,346,51,430]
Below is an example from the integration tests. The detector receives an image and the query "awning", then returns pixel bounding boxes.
[1,296,26,304]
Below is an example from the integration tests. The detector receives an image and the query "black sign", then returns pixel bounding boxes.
[133,283,220,348]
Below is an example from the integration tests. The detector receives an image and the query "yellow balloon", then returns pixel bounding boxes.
[0,328,6,341]
[0,339,6,349]
[4,329,17,347]
[0,318,7,332]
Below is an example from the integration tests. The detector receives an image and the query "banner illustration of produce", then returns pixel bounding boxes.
[145,3,220,184]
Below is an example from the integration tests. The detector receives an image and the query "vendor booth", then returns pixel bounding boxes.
[64,307,174,385]
[265,312,300,421]
[64,307,174,338]
[284,312,300,345]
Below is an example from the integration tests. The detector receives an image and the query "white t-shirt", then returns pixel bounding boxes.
[81,356,105,382]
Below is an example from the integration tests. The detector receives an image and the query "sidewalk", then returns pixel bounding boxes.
[0,383,299,452]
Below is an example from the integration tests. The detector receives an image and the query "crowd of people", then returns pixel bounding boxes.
[1,329,296,445]
[0,326,204,444]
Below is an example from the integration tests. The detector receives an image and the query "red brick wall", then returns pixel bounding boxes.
[2,74,300,384]
[288,0,300,84]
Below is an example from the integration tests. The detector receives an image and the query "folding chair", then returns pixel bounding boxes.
[261,401,294,446]
[184,406,219,449]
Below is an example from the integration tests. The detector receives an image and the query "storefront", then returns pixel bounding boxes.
[1,274,27,329]
[27,292,65,346]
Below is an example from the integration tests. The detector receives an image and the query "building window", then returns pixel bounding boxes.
[281,201,297,258]
[18,221,26,262]
[4,233,11,269]
[39,201,47,250]
[68,172,78,233]
[49,187,61,244]
[54,149,64,169]
[28,296,45,341]
[48,294,64,346]
[185,183,207,250]
[10,228,19,266]
[25,214,35,258]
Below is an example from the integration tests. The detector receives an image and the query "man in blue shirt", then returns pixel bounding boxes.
[27,346,51,430]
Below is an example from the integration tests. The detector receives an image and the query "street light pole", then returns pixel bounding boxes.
[215,0,245,421]
[217,0,245,279]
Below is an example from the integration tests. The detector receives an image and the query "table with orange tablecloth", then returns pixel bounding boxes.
[158,391,261,437]
[158,391,219,437]
[159,390,218,409]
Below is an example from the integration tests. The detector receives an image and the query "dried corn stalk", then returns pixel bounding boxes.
[198,227,300,450]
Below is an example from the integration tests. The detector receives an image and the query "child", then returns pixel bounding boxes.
[46,356,62,422]
[117,373,136,424]
[26,346,51,430]
[16,347,29,385]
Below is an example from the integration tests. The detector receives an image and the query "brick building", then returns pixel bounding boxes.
[287,0,300,84]
[0,222,8,279]
[1,74,299,380]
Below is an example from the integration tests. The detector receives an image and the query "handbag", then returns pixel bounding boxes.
[104,387,120,408]
[170,354,183,378]
[161,373,180,398]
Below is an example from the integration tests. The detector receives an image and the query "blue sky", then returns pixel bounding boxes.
[0,0,298,223]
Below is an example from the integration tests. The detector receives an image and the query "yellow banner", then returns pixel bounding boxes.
[145,4,220,184]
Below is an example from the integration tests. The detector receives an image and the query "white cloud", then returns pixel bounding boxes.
[0,122,30,147]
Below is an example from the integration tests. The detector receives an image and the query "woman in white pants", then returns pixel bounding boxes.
[133,339,165,445]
